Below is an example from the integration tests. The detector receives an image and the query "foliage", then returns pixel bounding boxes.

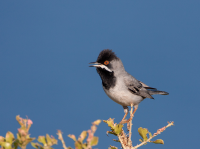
[0,116,101,149]
[103,104,174,149]
[66,119,101,149]
[0,114,173,149]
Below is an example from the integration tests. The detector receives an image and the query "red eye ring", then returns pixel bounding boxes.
[104,60,109,65]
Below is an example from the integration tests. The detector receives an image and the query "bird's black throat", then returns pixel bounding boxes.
[96,68,116,90]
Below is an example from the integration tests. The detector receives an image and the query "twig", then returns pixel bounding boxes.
[117,104,134,149]
[132,121,174,149]
[128,103,134,147]
[118,133,127,149]
[57,130,68,149]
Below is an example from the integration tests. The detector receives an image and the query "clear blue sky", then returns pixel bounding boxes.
[0,1,199,149]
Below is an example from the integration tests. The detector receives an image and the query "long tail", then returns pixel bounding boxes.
[145,87,169,95]
[148,90,169,95]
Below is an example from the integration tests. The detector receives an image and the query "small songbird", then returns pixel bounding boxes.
[89,49,169,124]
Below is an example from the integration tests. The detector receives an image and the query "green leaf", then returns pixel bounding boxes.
[38,136,46,146]
[1,142,12,149]
[74,141,82,149]
[152,139,164,144]
[103,118,115,129]
[93,119,101,125]
[138,127,148,141]
[90,136,98,146]
[81,143,87,149]
[148,132,152,138]
[5,132,14,144]
[31,142,39,149]
[31,142,44,149]
[24,138,35,146]
[68,134,76,141]
[79,131,87,142]
[91,125,97,133]
[107,131,117,136]
[114,124,123,135]
[16,115,24,126]
[112,139,120,142]
[16,133,21,140]
[50,137,57,145]
[46,134,52,146]
[13,139,19,149]
[109,145,118,149]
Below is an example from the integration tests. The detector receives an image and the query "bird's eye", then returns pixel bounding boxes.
[104,60,109,65]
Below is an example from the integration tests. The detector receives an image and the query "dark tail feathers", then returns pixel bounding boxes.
[144,87,169,95]
[148,90,169,95]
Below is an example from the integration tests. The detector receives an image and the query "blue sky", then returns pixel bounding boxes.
[0,1,199,149]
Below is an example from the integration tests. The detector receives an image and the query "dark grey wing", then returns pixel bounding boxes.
[138,81,157,89]
[139,81,169,95]
[123,74,154,99]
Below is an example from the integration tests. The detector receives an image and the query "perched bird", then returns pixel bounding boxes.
[89,49,169,124]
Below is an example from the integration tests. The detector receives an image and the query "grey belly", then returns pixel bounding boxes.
[103,87,144,106]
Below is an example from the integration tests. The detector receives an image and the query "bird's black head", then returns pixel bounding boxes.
[96,49,119,65]
[89,49,119,72]
[89,49,119,89]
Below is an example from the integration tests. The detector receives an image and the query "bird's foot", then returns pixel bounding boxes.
[119,119,129,124]
[119,117,133,124]
[119,114,135,124]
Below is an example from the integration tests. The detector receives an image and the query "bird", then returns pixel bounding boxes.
[89,49,169,124]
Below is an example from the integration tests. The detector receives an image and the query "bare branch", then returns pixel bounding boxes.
[132,121,174,149]
[128,103,134,147]
[57,130,68,149]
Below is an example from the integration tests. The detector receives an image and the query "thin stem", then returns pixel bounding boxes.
[128,103,134,147]
[57,130,68,149]
[132,122,174,149]
[118,134,127,149]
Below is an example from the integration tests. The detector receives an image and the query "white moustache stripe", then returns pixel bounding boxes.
[99,65,112,72]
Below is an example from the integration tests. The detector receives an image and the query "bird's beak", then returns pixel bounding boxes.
[89,62,102,67]
[89,62,112,72]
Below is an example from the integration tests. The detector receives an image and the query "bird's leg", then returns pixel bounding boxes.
[120,112,128,124]
[127,105,138,123]
[119,106,129,124]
